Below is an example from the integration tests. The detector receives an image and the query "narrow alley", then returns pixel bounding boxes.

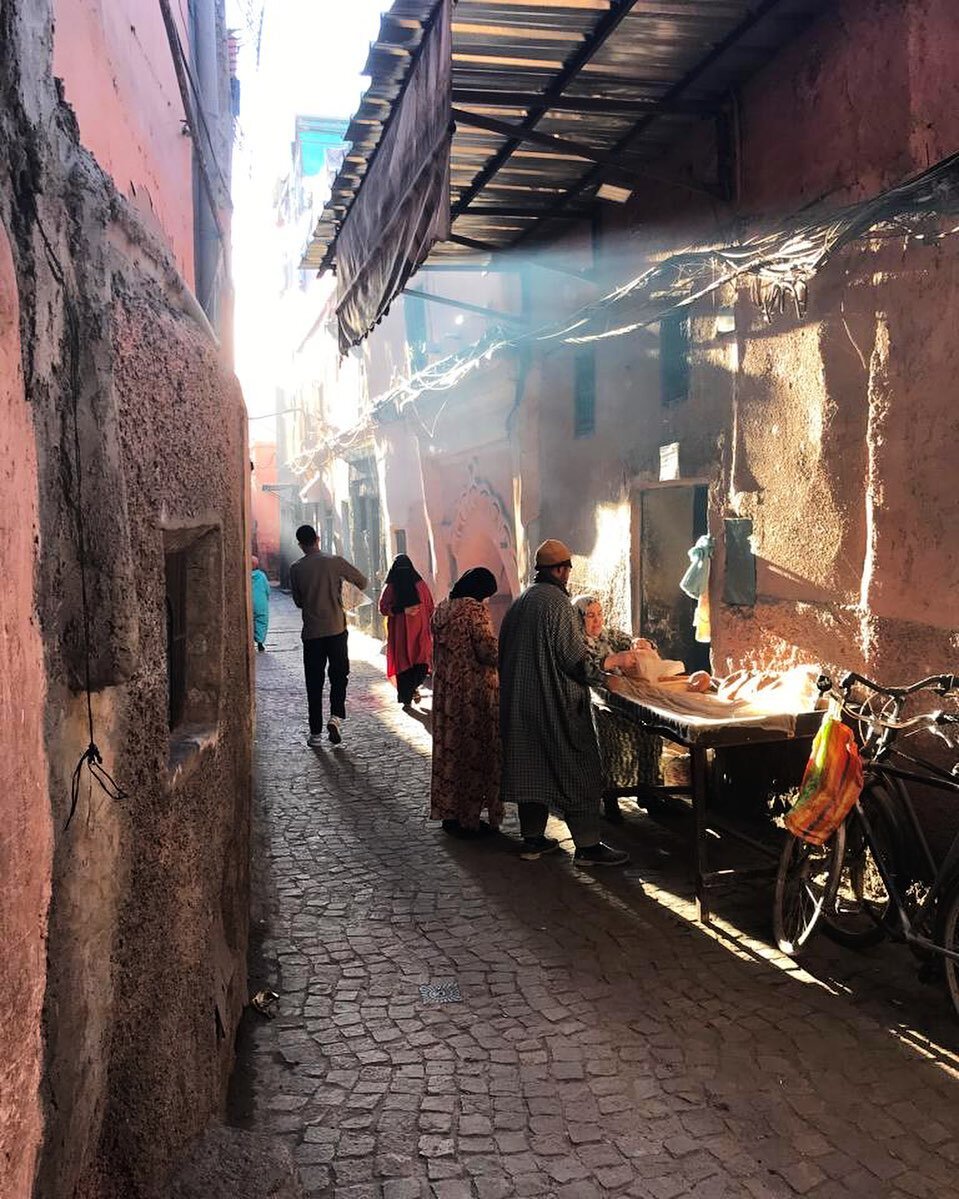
[235,593,959,1199]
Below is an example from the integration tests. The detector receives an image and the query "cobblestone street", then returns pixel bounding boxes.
[234,593,959,1199]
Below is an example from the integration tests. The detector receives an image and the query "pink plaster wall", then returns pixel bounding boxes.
[52,0,195,285]
[707,0,959,681]
[739,0,959,213]
[251,440,281,577]
[0,222,52,1199]
[570,0,959,686]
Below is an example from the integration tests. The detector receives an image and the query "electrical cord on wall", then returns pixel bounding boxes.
[32,204,126,830]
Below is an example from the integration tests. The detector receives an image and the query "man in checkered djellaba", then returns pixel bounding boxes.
[498,539,629,868]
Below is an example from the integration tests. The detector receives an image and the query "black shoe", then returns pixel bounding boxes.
[519,835,560,861]
[327,718,342,745]
[603,797,624,825]
[256,642,265,653]
[574,843,629,868]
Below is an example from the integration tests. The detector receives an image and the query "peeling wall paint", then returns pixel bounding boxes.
[0,2,251,1195]
[0,216,51,1199]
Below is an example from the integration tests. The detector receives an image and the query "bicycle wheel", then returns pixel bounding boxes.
[773,823,845,957]
[821,782,898,948]
[938,882,959,1021]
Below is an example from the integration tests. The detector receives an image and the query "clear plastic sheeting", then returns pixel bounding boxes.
[333,0,451,352]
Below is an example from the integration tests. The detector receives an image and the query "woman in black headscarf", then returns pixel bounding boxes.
[430,567,503,837]
[379,555,434,705]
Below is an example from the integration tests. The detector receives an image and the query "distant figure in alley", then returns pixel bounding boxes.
[290,524,368,747]
[251,554,270,653]
[498,538,629,867]
[379,554,435,707]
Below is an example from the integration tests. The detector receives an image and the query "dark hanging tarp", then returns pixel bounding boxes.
[334,0,451,352]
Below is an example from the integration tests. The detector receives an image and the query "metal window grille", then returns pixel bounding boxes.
[165,550,188,729]
[661,313,690,406]
[405,294,429,372]
[573,348,596,438]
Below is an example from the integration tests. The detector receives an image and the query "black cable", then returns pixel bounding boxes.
[32,203,127,830]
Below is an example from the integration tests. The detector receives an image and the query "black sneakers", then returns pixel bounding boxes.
[574,843,630,868]
[519,835,560,861]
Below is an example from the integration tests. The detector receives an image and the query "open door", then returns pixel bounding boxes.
[637,485,711,673]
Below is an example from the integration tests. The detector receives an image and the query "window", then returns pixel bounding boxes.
[723,517,756,607]
[404,293,429,373]
[162,526,223,774]
[323,511,334,554]
[340,501,351,558]
[394,528,407,555]
[165,549,188,729]
[661,313,690,406]
[573,348,595,438]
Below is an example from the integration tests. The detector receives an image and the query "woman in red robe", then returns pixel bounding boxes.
[379,555,434,705]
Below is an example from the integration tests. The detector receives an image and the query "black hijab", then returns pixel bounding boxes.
[384,554,423,612]
[450,567,497,602]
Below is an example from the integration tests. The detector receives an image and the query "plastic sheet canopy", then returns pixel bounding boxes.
[334,0,452,353]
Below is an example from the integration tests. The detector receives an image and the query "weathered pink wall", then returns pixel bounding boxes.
[556,0,959,687]
[52,0,195,285]
[3,1,249,1194]
[251,440,281,577]
[0,222,52,1199]
[705,0,959,680]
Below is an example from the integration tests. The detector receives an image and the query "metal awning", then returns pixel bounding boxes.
[305,0,830,328]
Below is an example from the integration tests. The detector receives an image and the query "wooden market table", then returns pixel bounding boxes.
[593,677,825,923]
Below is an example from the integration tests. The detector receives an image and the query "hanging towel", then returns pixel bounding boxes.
[693,575,711,643]
[680,534,714,599]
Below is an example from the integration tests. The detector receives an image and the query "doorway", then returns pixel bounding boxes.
[636,485,710,673]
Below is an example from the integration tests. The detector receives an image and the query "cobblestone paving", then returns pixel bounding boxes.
[235,593,959,1199]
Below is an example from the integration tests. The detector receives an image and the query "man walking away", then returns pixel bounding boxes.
[289,524,368,747]
[499,538,629,867]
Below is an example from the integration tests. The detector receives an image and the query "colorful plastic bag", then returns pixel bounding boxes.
[784,713,863,845]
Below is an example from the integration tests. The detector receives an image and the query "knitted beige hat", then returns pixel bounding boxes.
[534,539,574,568]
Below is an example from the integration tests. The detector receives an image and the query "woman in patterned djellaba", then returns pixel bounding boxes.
[572,594,663,824]
[429,567,503,838]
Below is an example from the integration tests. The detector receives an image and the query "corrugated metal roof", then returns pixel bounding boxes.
[303,0,830,272]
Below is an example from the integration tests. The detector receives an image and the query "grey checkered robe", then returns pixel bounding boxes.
[499,581,602,818]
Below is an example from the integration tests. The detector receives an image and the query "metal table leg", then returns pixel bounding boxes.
[691,745,710,923]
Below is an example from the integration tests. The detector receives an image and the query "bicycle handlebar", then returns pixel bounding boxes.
[826,671,959,699]
[817,673,959,733]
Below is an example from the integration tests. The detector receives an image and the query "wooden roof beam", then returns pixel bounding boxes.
[453,108,717,196]
[513,0,799,244]
[451,0,643,217]
[452,88,708,115]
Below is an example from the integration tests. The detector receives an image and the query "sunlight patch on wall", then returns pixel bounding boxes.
[571,500,631,631]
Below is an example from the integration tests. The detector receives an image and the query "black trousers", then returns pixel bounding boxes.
[303,631,349,734]
[396,663,429,705]
[518,802,601,849]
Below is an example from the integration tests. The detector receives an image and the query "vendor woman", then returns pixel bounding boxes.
[572,594,663,824]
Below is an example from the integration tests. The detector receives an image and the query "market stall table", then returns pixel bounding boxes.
[593,675,825,923]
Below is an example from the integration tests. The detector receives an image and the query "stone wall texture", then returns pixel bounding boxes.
[0,2,251,1196]
[0,216,52,1199]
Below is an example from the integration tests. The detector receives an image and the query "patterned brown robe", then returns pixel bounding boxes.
[430,597,503,829]
[581,626,663,790]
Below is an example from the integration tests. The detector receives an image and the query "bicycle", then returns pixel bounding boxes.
[772,670,959,1017]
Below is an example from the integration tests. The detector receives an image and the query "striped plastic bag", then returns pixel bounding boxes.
[785,712,863,846]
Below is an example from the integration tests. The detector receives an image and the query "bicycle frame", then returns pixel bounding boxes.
[842,685,959,963]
